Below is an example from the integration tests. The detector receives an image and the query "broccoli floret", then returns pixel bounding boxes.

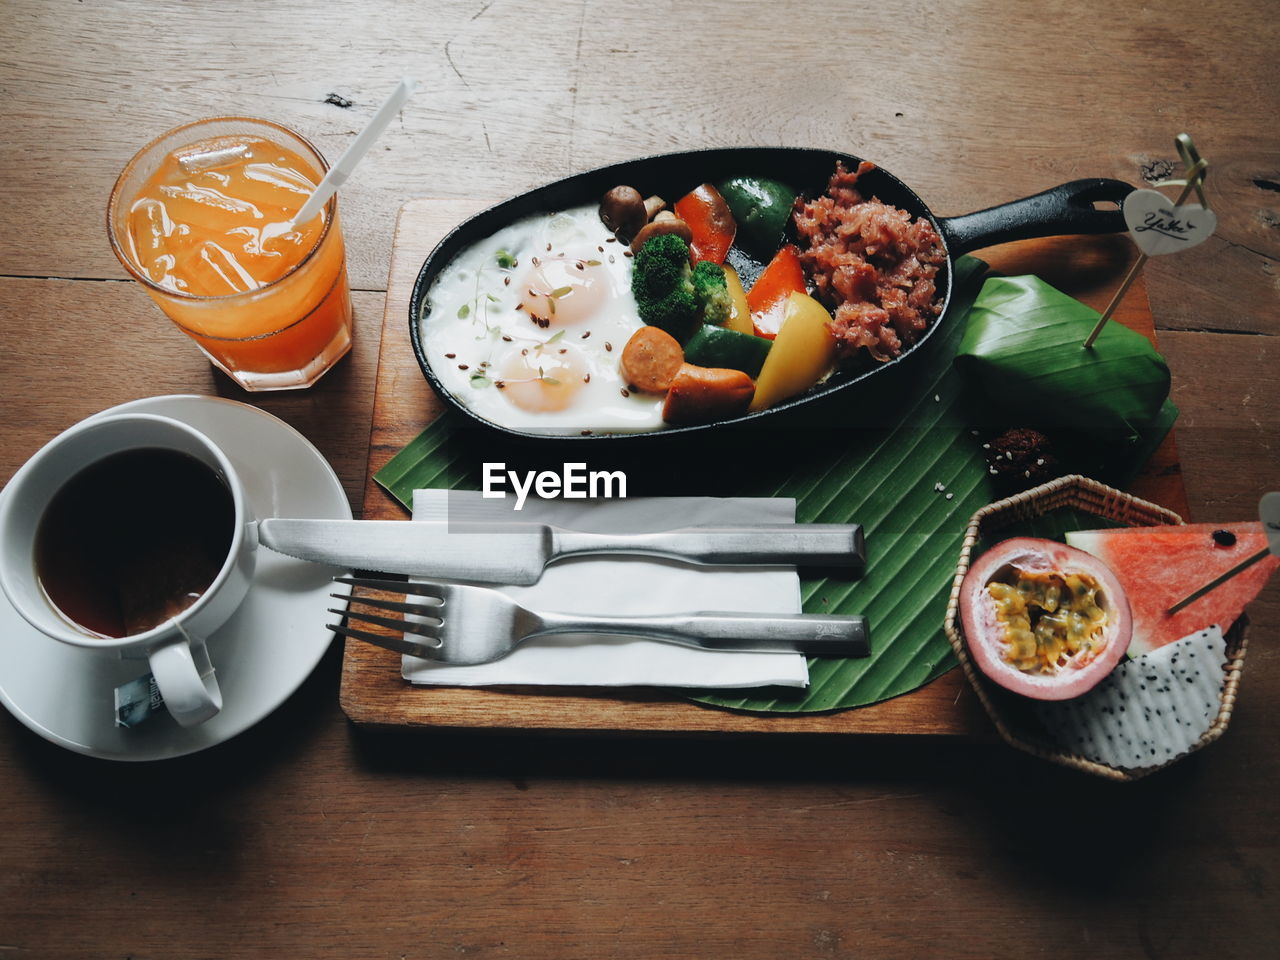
[631,233,698,340]
[691,260,732,326]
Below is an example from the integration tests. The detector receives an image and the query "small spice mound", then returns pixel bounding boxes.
[985,428,1058,490]
[793,161,946,361]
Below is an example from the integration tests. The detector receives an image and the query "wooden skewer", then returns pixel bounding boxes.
[1166,547,1271,616]
[1083,175,1201,349]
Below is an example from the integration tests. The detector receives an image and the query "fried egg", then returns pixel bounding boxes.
[420,204,664,433]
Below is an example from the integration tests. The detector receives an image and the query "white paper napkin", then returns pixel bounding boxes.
[401,490,809,688]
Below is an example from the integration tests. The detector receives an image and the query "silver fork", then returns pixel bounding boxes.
[330,577,870,665]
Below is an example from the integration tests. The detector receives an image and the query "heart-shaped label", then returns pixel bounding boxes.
[1123,188,1217,256]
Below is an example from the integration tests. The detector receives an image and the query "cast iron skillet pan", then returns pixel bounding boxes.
[409,147,1132,442]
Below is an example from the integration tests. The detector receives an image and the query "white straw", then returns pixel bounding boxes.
[290,76,418,228]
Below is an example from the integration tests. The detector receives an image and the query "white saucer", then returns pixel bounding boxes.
[0,395,352,761]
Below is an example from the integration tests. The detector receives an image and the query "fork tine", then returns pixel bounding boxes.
[327,622,441,660]
[334,576,445,600]
[332,592,443,618]
[332,606,443,640]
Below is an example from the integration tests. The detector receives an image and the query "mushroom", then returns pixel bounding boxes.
[643,195,667,220]
[630,216,693,253]
[599,186,647,242]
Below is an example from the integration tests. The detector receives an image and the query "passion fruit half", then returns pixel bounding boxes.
[959,537,1132,700]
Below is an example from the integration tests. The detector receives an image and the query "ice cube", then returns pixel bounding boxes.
[174,241,259,295]
[127,198,176,281]
[177,140,250,175]
[159,183,263,230]
[242,161,315,200]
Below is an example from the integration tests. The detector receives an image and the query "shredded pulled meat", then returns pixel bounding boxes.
[793,161,946,361]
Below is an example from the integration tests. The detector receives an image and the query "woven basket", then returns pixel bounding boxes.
[942,474,1249,782]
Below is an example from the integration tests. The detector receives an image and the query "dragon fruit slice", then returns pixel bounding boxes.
[1033,626,1226,770]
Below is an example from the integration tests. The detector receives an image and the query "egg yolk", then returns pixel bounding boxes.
[500,344,589,413]
[519,257,606,328]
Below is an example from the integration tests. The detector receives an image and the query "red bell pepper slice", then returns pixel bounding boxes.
[674,184,736,264]
[746,244,806,339]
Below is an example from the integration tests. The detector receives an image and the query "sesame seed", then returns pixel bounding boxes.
[934,394,940,402]
[620,388,630,397]
[444,352,456,359]
[606,236,617,243]
[584,373,591,383]
[458,364,468,370]
[608,255,615,263]
[945,492,954,500]
[623,249,633,258]
[581,331,591,339]
[605,342,613,352]
[503,276,511,286]
[502,335,513,342]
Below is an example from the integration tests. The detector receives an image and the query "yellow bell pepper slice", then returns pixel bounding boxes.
[722,264,753,335]
[748,291,836,412]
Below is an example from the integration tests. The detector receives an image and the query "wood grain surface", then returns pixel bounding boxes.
[1,2,1277,958]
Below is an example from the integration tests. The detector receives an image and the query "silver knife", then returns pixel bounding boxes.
[257,518,865,585]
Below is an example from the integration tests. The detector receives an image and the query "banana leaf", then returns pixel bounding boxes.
[954,275,1172,451]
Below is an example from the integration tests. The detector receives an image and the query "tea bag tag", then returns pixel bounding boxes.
[114,672,164,728]
[1123,189,1217,256]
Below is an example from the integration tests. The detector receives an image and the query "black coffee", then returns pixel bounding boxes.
[35,447,235,638]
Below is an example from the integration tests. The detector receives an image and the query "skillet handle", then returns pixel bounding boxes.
[938,178,1134,256]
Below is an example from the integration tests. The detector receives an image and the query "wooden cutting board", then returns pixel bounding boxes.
[339,198,1189,736]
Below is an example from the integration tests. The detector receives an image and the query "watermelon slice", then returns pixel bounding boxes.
[1066,521,1279,657]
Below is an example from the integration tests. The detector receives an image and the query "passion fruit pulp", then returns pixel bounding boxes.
[958,537,1132,701]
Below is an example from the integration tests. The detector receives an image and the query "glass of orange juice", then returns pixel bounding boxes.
[108,117,353,391]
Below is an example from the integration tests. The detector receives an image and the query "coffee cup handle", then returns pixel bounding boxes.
[148,628,222,727]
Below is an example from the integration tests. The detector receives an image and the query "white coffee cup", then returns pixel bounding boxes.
[0,413,258,727]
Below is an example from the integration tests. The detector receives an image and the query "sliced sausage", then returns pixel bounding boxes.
[620,326,684,393]
[661,363,756,425]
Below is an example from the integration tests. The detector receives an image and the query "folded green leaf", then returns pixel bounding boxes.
[955,275,1171,446]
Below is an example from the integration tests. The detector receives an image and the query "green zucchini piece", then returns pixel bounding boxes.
[716,176,797,255]
[683,324,773,377]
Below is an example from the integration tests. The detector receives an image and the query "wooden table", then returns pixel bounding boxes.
[1,2,1276,956]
